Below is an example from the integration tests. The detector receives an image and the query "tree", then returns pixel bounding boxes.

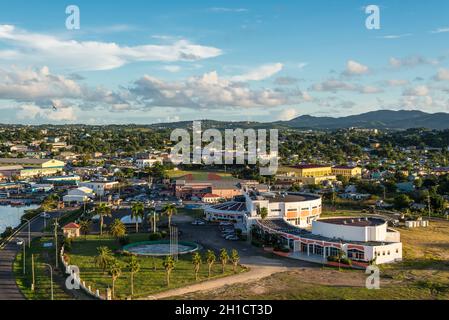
[163,204,177,229]
[146,208,159,233]
[110,219,126,240]
[95,203,112,236]
[192,252,202,281]
[108,258,122,299]
[163,256,175,287]
[95,246,113,273]
[206,250,216,278]
[219,248,229,274]
[230,249,240,273]
[259,207,268,220]
[131,202,145,233]
[126,256,140,297]
[79,220,91,240]
[394,194,412,210]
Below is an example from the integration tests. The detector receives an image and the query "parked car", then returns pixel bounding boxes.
[40,212,50,219]
[16,239,24,246]
[191,219,205,226]
[226,235,239,241]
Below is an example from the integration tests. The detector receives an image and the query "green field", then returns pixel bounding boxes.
[166,169,234,180]
[66,234,246,300]
[14,237,73,300]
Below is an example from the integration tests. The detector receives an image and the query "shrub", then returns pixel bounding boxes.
[251,239,262,247]
[63,238,73,251]
[149,232,162,241]
[118,236,130,246]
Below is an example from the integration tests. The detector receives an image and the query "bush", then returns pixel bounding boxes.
[327,255,352,265]
[251,239,262,247]
[1,226,14,239]
[274,246,290,253]
[160,230,168,238]
[119,236,130,246]
[63,238,73,251]
[149,232,162,241]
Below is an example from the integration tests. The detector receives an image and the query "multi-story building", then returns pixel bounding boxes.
[277,165,336,185]
[0,158,65,178]
[331,166,362,178]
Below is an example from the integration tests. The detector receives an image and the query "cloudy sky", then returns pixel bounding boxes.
[1,0,449,124]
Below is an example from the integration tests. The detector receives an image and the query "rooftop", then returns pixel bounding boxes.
[249,191,320,203]
[317,217,386,227]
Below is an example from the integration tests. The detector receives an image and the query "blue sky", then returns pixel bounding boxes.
[1,0,449,124]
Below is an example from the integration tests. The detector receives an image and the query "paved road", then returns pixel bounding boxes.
[0,212,55,300]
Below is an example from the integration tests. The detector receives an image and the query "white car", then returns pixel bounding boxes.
[226,235,239,241]
[191,220,205,226]
[16,239,24,246]
[40,212,50,219]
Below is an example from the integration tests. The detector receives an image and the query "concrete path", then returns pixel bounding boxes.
[144,264,290,300]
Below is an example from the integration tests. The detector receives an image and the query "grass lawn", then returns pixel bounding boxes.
[66,234,246,300]
[14,237,73,300]
[166,169,234,180]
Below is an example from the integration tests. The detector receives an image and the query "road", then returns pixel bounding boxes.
[0,212,55,300]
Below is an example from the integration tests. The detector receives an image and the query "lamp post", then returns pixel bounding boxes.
[22,218,31,248]
[42,263,54,300]
[53,218,59,269]
[17,237,26,275]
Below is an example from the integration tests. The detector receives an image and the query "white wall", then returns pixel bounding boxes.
[312,220,388,242]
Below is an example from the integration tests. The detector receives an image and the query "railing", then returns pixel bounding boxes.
[0,214,40,249]
[60,245,106,300]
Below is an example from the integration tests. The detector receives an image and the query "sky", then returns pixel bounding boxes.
[1,0,449,124]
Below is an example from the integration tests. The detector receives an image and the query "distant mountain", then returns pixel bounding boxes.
[281,110,449,130]
[149,110,449,130]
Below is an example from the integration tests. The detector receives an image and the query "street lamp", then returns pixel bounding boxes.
[42,263,54,300]
[22,217,31,248]
[17,237,26,275]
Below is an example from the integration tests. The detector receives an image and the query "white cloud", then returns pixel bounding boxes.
[0,24,222,71]
[434,68,449,81]
[389,56,439,69]
[403,85,430,97]
[17,104,77,121]
[231,63,283,82]
[378,33,412,39]
[311,79,381,94]
[430,27,449,34]
[162,65,182,73]
[344,60,369,75]
[387,79,409,86]
[277,108,299,121]
[131,70,308,109]
[208,7,248,13]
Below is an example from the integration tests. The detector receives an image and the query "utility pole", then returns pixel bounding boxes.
[428,194,431,218]
[31,254,35,291]
[53,218,59,269]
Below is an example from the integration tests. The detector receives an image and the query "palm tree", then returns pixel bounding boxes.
[126,256,140,297]
[219,248,229,274]
[79,220,91,240]
[95,246,113,273]
[131,202,145,233]
[108,258,122,299]
[163,256,175,287]
[206,250,216,278]
[260,207,268,220]
[230,249,240,273]
[163,204,177,229]
[192,252,202,281]
[95,203,112,236]
[146,208,159,233]
[110,219,126,240]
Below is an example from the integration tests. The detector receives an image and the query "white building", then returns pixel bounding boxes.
[80,181,119,196]
[135,157,163,169]
[63,187,95,204]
